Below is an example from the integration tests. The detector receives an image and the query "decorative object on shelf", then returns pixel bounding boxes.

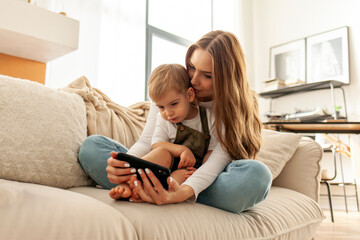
[265,107,333,123]
[263,78,286,91]
[269,39,306,86]
[306,26,349,84]
[264,78,305,92]
[284,107,333,122]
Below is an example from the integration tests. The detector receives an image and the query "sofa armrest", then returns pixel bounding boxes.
[272,137,323,202]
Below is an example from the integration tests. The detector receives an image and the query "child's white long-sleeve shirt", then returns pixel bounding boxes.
[127,101,231,200]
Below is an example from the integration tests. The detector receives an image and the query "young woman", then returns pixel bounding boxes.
[79,30,272,213]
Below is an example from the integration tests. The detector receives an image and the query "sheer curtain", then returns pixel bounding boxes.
[41,0,146,107]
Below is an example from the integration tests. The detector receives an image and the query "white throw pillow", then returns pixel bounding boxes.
[256,129,302,179]
[0,75,92,188]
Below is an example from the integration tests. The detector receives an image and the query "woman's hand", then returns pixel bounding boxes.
[106,152,137,184]
[130,168,194,205]
[178,148,196,169]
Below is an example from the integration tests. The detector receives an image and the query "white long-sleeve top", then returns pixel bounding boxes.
[127,101,231,201]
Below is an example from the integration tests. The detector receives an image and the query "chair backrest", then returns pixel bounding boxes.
[321,146,337,181]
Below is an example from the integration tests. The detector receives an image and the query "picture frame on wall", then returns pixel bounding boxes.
[306,26,349,84]
[269,39,306,85]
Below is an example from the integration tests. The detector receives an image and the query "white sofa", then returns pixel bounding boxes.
[0,75,325,240]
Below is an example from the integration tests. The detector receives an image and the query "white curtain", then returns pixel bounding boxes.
[39,0,146,107]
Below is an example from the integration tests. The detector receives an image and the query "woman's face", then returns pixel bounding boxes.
[188,48,214,102]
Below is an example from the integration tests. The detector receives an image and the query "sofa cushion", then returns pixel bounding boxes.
[273,137,323,202]
[0,179,137,240]
[0,75,92,188]
[70,186,325,240]
[256,129,302,179]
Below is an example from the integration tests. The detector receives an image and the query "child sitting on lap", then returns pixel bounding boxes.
[109,64,216,200]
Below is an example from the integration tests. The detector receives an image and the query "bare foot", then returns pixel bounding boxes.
[109,183,132,200]
[170,169,188,185]
[128,176,141,200]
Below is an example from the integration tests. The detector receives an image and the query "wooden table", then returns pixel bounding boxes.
[263,121,360,134]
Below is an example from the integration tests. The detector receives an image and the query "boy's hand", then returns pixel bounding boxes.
[184,167,197,179]
[178,148,196,169]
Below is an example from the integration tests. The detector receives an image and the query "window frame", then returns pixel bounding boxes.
[144,0,213,100]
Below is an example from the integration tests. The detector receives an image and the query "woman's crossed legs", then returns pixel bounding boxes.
[78,135,272,213]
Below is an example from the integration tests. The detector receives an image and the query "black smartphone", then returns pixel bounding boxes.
[116,152,171,189]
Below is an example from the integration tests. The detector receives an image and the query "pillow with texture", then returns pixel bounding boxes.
[256,129,302,179]
[0,75,92,188]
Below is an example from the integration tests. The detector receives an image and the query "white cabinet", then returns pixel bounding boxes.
[0,0,79,62]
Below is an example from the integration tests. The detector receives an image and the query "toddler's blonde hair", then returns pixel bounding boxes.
[148,64,189,101]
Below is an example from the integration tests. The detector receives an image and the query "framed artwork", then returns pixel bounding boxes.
[306,27,349,84]
[269,39,306,84]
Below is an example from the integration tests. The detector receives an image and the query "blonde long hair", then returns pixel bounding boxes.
[185,30,262,160]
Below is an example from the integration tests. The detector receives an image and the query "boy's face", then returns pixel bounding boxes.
[155,88,195,124]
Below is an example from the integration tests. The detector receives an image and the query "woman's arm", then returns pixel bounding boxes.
[202,150,212,164]
[180,106,230,201]
[181,143,230,201]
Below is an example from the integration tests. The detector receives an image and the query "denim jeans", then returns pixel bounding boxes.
[78,135,272,213]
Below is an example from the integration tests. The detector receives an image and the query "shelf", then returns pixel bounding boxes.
[259,80,346,99]
[0,0,79,63]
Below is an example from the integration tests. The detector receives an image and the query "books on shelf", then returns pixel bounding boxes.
[284,78,305,86]
[264,79,286,91]
[263,78,305,91]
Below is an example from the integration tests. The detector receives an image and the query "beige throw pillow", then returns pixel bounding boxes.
[256,129,302,179]
[0,75,92,188]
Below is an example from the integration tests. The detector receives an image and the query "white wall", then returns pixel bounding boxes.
[35,0,146,107]
[247,0,360,121]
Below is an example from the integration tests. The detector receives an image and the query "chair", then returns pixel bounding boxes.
[321,143,360,223]
[321,146,337,222]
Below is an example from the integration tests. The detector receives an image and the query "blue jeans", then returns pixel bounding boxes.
[78,135,272,213]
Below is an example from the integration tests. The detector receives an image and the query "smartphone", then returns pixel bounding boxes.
[116,152,171,189]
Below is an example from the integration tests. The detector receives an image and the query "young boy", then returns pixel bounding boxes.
[109,64,217,200]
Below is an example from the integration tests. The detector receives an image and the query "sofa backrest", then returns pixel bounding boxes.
[272,138,323,202]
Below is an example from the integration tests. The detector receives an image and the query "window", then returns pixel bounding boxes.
[145,0,213,99]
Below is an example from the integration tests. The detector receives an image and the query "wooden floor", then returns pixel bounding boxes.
[315,210,360,239]
[315,190,360,240]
